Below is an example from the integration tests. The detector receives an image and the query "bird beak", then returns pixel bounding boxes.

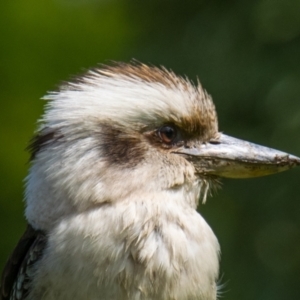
[175,134,300,178]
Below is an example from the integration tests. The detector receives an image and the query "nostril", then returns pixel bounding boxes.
[209,140,220,145]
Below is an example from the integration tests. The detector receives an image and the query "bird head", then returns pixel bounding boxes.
[25,62,300,230]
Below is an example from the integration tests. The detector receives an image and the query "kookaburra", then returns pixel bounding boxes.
[1,62,299,300]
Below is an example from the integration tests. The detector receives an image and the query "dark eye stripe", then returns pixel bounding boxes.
[27,129,63,161]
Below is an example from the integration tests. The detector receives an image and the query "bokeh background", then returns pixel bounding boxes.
[1,0,300,299]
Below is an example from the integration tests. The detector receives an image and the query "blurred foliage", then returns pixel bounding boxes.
[1,0,300,299]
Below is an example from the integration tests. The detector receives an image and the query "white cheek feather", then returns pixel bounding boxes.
[25,138,198,230]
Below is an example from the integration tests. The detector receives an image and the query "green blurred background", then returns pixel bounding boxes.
[1,0,300,299]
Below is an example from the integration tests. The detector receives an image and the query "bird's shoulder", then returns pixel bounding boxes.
[0,225,46,300]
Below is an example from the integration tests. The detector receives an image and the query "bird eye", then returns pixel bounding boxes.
[158,125,177,144]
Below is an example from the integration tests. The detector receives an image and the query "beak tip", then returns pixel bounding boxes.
[273,153,300,171]
[287,155,300,167]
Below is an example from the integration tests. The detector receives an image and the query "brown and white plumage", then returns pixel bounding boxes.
[1,62,299,300]
[1,226,45,300]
